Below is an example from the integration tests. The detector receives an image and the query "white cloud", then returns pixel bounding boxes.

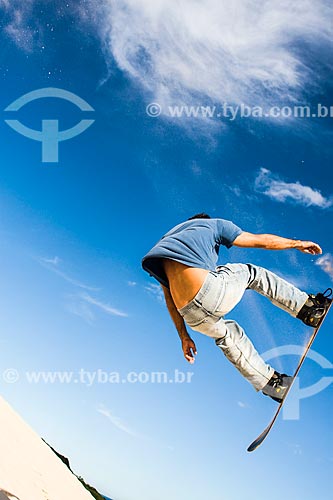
[255,168,333,209]
[3,0,331,117]
[1,0,35,52]
[190,162,203,176]
[91,0,331,111]
[144,283,164,302]
[37,257,128,321]
[316,254,333,281]
[287,442,303,456]
[40,256,61,266]
[97,406,143,438]
[37,257,100,291]
[65,297,95,324]
[81,293,128,317]
[66,292,128,323]
[97,405,174,450]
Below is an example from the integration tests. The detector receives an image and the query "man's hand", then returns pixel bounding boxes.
[234,232,323,254]
[161,284,198,362]
[182,337,197,364]
[294,240,322,255]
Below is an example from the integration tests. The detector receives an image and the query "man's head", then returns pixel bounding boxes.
[188,213,211,220]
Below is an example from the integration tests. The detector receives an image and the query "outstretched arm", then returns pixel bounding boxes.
[233,232,322,255]
[161,285,197,364]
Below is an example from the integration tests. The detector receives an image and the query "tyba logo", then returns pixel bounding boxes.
[4,88,95,163]
[261,345,333,420]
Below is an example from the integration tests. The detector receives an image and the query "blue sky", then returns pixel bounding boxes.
[0,1,333,499]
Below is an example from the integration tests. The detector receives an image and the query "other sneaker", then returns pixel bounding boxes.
[297,289,332,328]
[262,371,293,403]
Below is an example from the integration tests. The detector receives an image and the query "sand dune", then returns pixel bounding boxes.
[0,396,93,500]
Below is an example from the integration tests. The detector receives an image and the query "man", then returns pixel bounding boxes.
[142,214,332,402]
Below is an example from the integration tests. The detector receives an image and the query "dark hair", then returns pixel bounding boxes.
[188,213,211,220]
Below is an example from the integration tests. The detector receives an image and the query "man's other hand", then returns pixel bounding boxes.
[295,241,322,255]
[234,232,323,254]
[182,338,197,364]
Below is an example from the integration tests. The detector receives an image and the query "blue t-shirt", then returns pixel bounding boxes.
[142,218,243,287]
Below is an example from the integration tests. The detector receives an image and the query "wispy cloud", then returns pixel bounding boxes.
[237,401,249,409]
[287,442,303,456]
[97,404,174,450]
[316,254,333,281]
[1,0,35,52]
[4,0,331,120]
[144,283,164,303]
[80,293,128,317]
[65,292,128,323]
[255,168,333,209]
[89,0,331,112]
[41,256,61,266]
[37,257,128,321]
[37,256,100,291]
[65,296,95,324]
[97,405,143,439]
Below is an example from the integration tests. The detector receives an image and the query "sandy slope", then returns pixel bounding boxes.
[0,396,93,500]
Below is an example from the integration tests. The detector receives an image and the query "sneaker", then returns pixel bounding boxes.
[297,288,332,328]
[262,371,293,403]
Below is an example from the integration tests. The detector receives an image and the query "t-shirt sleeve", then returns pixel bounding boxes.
[216,219,243,248]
